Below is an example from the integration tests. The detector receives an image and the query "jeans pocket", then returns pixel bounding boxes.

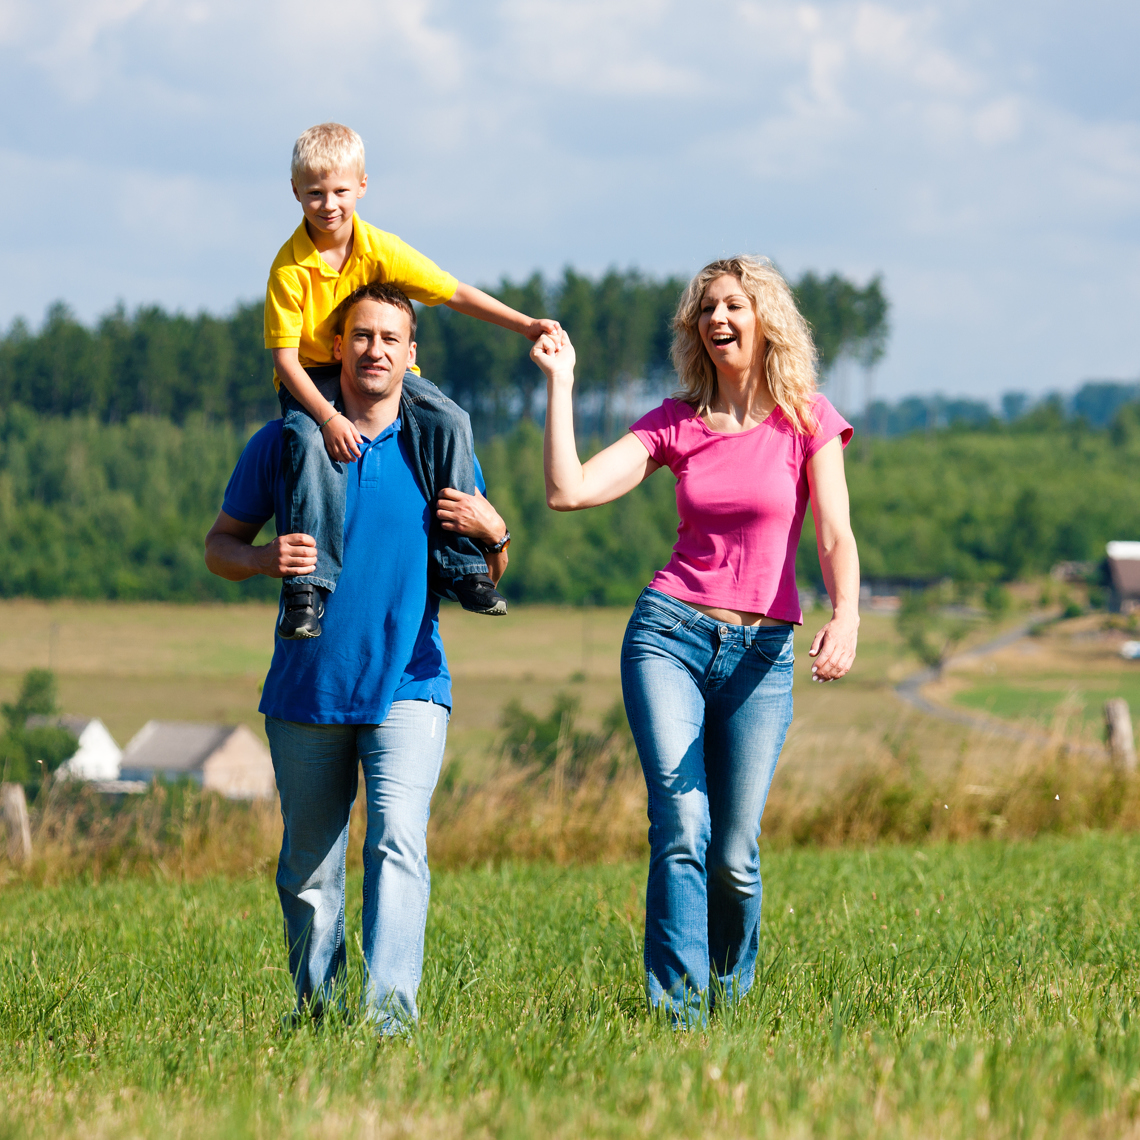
[753,630,795,667]
[632,597,686,636]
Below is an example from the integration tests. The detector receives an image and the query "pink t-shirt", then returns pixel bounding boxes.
[630,395,852,624]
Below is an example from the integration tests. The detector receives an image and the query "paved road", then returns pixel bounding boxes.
[892,616,1106,754]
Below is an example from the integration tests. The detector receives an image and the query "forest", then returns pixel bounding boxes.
[1,402,1139,604]
[0,267,1135,604]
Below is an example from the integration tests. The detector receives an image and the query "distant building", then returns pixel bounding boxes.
[119,721,275,800]
[26,715,123,781]
[1107,542,1140,613]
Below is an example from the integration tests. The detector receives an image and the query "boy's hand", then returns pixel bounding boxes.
[255,534,318,579]
[524,317,562,343]
[321,413,364,462]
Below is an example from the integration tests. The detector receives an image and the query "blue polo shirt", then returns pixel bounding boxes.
[222,418,479,724]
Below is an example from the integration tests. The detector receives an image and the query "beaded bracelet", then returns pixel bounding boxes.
[319,412,339,429]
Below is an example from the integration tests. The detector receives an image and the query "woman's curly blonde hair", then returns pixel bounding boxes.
[672,255,819,434]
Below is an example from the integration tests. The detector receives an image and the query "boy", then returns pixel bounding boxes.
[265,122,557,638]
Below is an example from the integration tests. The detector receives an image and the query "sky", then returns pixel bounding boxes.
[0,0,1137,407]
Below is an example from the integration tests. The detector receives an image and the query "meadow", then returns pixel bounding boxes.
[0,597,971,777]
[6,599,1140,1137]
[5,836,1140,1138]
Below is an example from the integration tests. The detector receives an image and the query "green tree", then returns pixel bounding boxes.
[895,586,974,672]
[0,669,78,787]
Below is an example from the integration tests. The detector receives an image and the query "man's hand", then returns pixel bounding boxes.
[321,413,364,462]
[205,512,318,583]
[524,317,562,343]
[808,613,859,682]
[435,487,506,548]
[255,533,319,579]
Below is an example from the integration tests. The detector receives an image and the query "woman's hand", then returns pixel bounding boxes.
[435,487,506,547]
[530,330,576,385]
[808,613,859,682]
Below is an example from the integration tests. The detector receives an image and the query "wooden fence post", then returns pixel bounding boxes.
[1105,698,1137,772]
[1,782,32,865]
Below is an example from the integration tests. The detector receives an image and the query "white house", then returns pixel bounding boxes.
[119,721,275,800]
[1107,541,1140,613]
[27,715,123,781]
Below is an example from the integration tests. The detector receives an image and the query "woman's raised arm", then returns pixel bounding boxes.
[532,331,660,511]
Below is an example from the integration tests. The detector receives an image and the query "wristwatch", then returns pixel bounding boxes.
[484,529,511,554]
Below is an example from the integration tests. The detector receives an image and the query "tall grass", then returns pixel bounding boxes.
[2,704,1133,885]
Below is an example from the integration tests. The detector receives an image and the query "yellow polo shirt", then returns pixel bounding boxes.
[264,214,458,382]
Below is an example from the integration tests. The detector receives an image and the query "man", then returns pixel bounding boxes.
[205,281,510,1033]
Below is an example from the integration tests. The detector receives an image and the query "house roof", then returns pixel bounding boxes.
[25,715,98,735]
[120,721,236,774]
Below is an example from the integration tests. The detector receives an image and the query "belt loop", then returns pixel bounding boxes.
[745,625,754,648]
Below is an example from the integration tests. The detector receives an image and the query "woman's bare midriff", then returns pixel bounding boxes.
[663,593,793,628]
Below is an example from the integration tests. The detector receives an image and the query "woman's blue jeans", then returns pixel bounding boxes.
[265,700,448,1035]
[620,588,794,1023]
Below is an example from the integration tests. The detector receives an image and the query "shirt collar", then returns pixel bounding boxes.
[358,416,401,450]
[289,214,365,279]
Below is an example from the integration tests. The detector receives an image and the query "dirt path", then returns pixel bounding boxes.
[893,616,1107,754]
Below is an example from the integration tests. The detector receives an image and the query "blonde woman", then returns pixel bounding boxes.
[531,256,860,1023]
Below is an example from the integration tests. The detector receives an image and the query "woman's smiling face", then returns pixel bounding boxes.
[697,274,762,374]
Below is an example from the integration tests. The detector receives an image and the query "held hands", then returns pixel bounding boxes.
[321,413,364,463]
[436,487,506,547]
[808,612,859,682]
[529,329,576,384]
[525,317,563,343]
[255,533,318,579]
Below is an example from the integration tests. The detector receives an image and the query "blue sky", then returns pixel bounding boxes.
[1,0,1137,406]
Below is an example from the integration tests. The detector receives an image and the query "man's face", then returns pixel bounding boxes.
[291,167,367,236]
[333,299,416,398]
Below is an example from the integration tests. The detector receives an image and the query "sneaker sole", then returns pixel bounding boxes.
[472,601,508,616]
[277,626,323,639]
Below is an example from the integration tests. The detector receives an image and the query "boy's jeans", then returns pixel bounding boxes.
[265,701,449,1034]
[279,365,489,592]
[620,588,794,1025]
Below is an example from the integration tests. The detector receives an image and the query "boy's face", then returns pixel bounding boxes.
[291,167,367,236]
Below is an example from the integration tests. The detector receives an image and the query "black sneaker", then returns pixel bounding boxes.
[277,581,325,639]
[440,574,508,616]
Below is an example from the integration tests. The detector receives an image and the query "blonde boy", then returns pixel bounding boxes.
[265,123,555,637]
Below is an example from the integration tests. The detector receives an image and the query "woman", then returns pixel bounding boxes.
[531,256,860,1023]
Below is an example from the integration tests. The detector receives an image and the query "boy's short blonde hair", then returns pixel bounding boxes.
[291,123,366,182]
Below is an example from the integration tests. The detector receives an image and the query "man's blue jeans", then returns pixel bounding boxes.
[265,700,448,1034]
[280,366,489,593]
[620,588,794,1024]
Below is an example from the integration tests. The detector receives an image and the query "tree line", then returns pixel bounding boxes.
[0,267,889,438]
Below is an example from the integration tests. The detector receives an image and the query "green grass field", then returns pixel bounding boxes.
[5,834,1140,1138]
[952,674,1140,726]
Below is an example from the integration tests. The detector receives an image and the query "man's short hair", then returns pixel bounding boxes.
[291,123,366,182]
[333,282,418,339]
